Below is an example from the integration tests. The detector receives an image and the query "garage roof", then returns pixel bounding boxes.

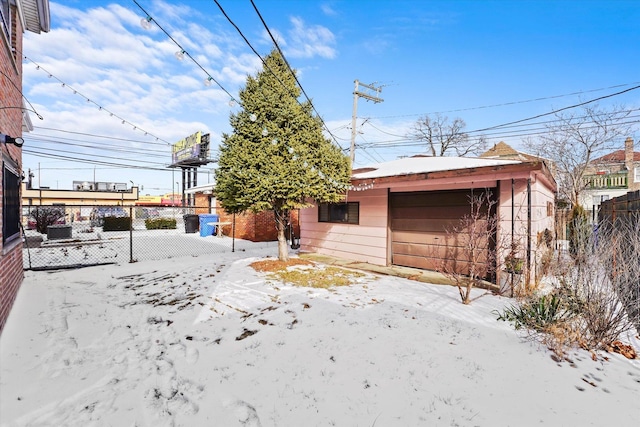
[352,156,521,180]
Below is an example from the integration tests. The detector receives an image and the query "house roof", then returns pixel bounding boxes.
[351,156,521,180]
[184,183,215,194]
[20,0,50,33]
[479,141,543,162]
[592,149,640,163]
[480,141,518,158]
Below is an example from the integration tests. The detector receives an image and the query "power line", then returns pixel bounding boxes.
[26,145,169,167]
[468,85,640,134]
[133,0,239,105]
[369,81,640,120]
[248,0,341,148]
[26,137,170,158]
[21,54,171,145]
[212,0,298,103]
[22,149,173,172]
[361,108,640,140]
[0,68,44,120]
[27,131,174,154]
[33,126,171,147]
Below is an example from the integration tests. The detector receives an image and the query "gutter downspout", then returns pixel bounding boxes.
[511,178,515,250]
[527,178,532,287]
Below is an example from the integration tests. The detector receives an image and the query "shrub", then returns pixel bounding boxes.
[29,207,65,234]
[495,293,575,331]
[145,218,177,230]
[103,216,132,231]
[498,214,640,357]
[567,204,589,260]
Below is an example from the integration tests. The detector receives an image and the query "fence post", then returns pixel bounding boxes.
[129,206,134,263]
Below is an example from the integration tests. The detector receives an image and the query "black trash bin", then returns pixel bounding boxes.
[183,214,199,233]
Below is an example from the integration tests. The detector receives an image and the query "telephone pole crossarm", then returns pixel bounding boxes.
[350,79,384,163]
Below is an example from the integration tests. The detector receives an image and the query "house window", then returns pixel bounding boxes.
[318,202,359,224]
[2,159,21,246]
[0,0,11,46]
[635,167,640,183]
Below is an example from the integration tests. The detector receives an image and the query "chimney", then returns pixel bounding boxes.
[625,137,634,171]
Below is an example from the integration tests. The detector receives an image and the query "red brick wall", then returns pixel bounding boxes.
[0,243,24,332]
[194,193,212,214]
[214,202,300,242]
[1,4,26,335]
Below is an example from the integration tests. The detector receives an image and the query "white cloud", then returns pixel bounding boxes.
[19,1,257,190]
[320,3,338,17]
[283,17,337,60]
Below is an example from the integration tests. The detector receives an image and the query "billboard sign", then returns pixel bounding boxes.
[171,131,210,166]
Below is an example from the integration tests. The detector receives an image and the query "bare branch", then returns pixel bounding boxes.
[526,103,633,206]
[408,113,486,157]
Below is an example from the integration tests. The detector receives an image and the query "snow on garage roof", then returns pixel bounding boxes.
[351,156,521,179]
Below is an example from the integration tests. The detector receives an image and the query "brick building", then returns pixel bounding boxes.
[186,183,299,242]
[1,0,50,334]
[581,137,640,219]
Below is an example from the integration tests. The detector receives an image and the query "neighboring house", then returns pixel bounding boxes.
[300,156,557,287]
[186,183,300,242]
[22,183,139,206]
[1,0,50,334]
[21,183,139,222]
[480,141,544,163]
[581,137,640,221]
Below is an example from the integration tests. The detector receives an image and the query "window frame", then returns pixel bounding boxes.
[318,201,359,225]
[2,158,21,246]
[634,167,640,183]
[0,0,11,47]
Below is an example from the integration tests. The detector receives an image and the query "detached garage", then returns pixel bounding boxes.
[390,188,497,278]
[300,156,556,287]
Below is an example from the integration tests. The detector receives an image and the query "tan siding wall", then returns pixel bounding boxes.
[301,169,556,287]
[496,175,556,287]
[301,188,388,265]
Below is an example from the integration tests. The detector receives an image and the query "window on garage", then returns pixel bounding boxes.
[318,202,359,224]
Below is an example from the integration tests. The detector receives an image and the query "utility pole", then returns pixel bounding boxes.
[350,79,383,164]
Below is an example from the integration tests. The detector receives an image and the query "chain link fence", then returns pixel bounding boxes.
[21,204,275,270]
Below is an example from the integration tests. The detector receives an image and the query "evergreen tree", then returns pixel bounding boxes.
[215,49,351,261]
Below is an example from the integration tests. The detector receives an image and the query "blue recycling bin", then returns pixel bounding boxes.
[199,214,219,237]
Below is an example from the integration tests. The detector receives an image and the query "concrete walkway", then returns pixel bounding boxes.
[298,252,501,293]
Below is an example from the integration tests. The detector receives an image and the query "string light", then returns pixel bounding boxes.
[133,0,240,105]
[174,50,185,61]
[22,54,170,145]
[248,0,341,149]
[349,182,375,191]
[140,16,153,30]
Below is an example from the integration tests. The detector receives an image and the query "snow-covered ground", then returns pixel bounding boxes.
[1,241,639,426]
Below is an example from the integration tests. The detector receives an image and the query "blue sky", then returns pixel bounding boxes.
[21,0,640,195]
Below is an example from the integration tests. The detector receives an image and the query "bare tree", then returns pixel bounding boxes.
[555,215,639,350]
[438,190,499,304]
[29,206,66,234]
[408,113,486,157]
[528,104,632,207]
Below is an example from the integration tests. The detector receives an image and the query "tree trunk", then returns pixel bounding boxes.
[274,207,289,261]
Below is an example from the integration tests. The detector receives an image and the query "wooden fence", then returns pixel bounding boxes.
[598,190,640,223]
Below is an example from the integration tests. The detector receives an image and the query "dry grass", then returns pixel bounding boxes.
[250,258,314,272]
[250,258,366,288]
